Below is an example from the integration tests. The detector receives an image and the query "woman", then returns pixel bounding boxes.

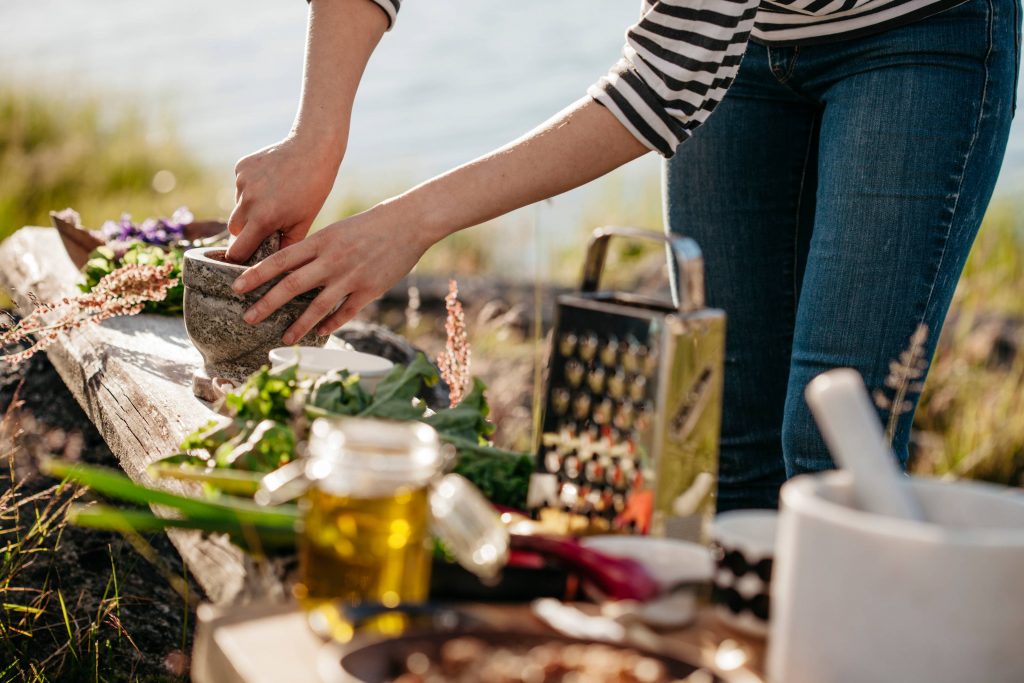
[228,0,1018,510]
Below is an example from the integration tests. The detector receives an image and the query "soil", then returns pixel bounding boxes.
[0,349,198,682]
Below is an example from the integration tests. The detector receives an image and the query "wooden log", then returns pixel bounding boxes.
[0,227,258,604]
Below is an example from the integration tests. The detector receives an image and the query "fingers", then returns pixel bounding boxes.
[315,292,370,337]
[225,212,276,264]
[281,222,313,251]
[232,235,314,295]
[282,286,349,346]
[227,197,246,238]
[241,259,326,326]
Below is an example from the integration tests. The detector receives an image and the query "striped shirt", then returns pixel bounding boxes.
[366,0,963,156]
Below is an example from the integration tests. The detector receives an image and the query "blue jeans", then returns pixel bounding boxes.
[665,0,1020,511]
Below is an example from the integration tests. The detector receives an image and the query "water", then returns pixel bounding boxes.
[1,0,1022,271]
[0,0,664,276]
[0,1,654,182]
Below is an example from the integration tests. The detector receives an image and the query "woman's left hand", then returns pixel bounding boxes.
[231,203,431,344]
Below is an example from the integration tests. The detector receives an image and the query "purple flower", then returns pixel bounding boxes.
[170,206,193,227]
[99,219,127,242]
[94,207,193,248]
[118,214,136,241]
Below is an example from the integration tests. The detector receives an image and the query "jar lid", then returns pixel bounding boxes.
[257,417,441,505]
[306,417,442,497]
[430,473,510,580]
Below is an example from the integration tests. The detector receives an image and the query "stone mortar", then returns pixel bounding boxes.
[182,246,328,385]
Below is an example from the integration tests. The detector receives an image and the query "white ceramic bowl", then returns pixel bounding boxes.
[768,471,1024,683]
[269,346,393,390]
[580,535,714,590]
[711,510,778,637]
[579,535,713,628]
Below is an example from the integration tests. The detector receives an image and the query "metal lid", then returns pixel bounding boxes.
[429,473,510,580]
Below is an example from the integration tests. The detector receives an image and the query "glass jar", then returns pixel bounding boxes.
[258,416,509,608]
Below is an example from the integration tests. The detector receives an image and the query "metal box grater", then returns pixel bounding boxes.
[527,227,726,542]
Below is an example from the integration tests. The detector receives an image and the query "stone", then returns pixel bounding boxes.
[240,231,281,267]
[182,242,328,387]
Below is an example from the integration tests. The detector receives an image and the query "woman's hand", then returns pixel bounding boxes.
[232,98,647,343]
[231,202,431,344]
[226,134,342,263]
[225,0,389,263]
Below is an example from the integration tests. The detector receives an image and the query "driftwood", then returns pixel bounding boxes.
[0,227,258,604]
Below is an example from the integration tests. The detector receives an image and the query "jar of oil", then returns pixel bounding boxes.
[295,418,441,608]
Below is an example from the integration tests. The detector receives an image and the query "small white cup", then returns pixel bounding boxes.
[710,510,778,637]
[269,346,393,391]
[769,471,1024,683]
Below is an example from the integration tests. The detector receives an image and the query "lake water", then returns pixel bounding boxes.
[2,0,1022,273]
[0,1,655,184]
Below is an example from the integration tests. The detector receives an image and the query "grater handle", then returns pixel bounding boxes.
[581,227,705,313]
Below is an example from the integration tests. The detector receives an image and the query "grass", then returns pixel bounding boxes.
[911,204,1024,485]
[0,84,220,242]
[0,399,192,682]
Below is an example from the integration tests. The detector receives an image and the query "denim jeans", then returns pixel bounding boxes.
[664,0,1020,511]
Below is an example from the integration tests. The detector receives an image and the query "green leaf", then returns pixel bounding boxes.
[308,369,372,416]
[359,352,438,420]
[424,378,495,444]
[77,243,186,316]
[180,417,241,454]
[447,438,534,510]
[224,364,302,423]
[216,419,295,471]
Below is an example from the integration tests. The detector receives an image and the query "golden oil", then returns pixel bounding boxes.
[296,484,432,608]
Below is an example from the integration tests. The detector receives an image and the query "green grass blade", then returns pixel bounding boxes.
[1,603,44,616]
[57,589,78,662]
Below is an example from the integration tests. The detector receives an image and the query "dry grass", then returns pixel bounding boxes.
[0,397,190,683]
[912,204,1024,485]
[0,85,220,242]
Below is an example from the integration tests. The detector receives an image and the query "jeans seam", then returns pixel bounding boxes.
[770,46,801,85]
[783,46,800,83]
[1013,0,1020,114]
[917,0,993,345]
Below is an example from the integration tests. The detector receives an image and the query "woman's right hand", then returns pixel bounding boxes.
[225,133,343,263]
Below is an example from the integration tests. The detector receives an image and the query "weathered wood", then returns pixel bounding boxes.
[0,227,255,604]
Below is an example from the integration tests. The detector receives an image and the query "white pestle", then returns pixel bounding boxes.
[804,368,924,521]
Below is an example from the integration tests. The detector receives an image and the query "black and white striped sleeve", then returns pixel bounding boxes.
[307,0,400,30]
[588,0,760,157]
